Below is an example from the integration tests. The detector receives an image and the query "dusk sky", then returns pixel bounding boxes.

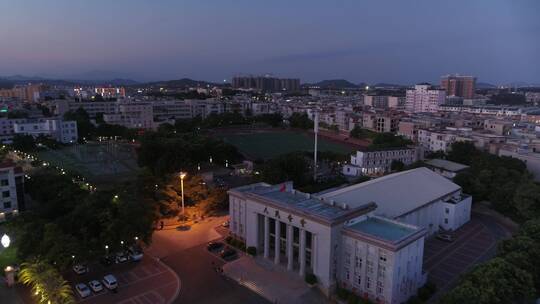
[1,0,539,84]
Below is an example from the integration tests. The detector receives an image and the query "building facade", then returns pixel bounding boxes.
[0,162,24,222]
[12,118,78,143]
[228,168,471,303]
[343,148,419,176]
[440,75,476,99]
[405,84,446,113]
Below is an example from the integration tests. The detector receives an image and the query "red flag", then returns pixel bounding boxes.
[279,183,286,192]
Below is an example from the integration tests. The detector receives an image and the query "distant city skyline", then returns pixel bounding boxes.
[1,0,539,84]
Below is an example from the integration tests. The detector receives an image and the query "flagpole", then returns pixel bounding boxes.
[313,111,319,181]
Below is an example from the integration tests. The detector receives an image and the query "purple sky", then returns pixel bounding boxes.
[1,0,539,84]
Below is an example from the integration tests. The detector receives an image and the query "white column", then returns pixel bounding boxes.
[264,216,270,259]
[274,220,281,264]
[287,225,294,271]
[299,229,306,276]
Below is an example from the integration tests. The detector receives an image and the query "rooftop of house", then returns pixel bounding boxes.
[346,216,421,243]
[320,167,462,219]
[424,159,469,173]
[230,182,376,224]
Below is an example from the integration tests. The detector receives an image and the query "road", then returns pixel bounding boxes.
[147,216,269,304]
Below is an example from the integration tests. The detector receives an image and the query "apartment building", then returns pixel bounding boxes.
[343,147,419,176]
[440,75,476,99]
[405,84,446,113]
[13,119,78,143]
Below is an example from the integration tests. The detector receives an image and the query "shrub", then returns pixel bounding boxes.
[246,246,257,256]
[305,273,317,285]
[225,236,233,244]
[418,281,437,301]
[336,286,350,300]
[347,293,359,304]
[406,295,422,304]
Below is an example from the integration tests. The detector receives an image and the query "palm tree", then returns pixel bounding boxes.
[19,259,75,304]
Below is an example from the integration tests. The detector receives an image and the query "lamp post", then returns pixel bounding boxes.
[179,172,187,216]
[1,234,10,248]
[105,245,109,255]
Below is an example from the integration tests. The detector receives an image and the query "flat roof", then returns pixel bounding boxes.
[321,168,461,219]
[424,159,469,172]
[347,217,419,242]
[230,183,375,224]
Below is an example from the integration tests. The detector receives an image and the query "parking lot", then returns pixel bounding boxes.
[67,256,180,304]
[423,215,504,295]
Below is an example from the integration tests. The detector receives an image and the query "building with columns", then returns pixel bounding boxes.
[228,168,471,303]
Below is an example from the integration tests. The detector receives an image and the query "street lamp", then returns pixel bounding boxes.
[179,172,187,216]
[105,245,109,255]
[1,234,10,248]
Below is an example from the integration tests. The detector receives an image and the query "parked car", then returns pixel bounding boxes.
[100,255,114,266]
[102,274,118,290]
[219,248,238,261]
[207,241,224,252]
[88,280,103,293]
[128,247,143,262]
[72,264,89,275]
[115,251,128,264]
[436,233,454,242]
[75,283,91,298]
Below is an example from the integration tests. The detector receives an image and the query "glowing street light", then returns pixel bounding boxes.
[1,234,10,248]
[179,172,187,215]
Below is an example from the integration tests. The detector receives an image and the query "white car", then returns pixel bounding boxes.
[115,252,128,263]
[75,283,91,298]
[88,280,103,293]
[72,264,89,275]
[102,274,118,290]
[222,220,230,228]
[128,248,143,262]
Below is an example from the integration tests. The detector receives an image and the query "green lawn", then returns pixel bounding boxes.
[220,131,354,159]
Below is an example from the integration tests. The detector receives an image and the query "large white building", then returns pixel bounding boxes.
[405,84,446,113]
[343,147,420,176]
[12,118,78,143]
[228,168,471,303]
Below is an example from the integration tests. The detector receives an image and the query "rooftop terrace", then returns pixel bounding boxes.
[347,217,420,242]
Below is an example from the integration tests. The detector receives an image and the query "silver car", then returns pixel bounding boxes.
[75,283,91,298]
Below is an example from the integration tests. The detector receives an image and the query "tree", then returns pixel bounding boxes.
[64,108,95,141]
[261,152,309,186]
[440,258,535,304]
[19,260,75,304]
[349,126,376,139]
[368,133,412,150]
[512,181,540,220]
[288,113,313,129]
[11,134,37,152]
[447,142,479,165]
[390,160,405,172]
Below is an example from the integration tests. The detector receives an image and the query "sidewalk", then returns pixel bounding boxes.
[0,280,25,304]
[223,256,329,304]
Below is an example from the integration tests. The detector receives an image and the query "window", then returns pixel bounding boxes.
[377,281,384,294]
[445,207,449,214]
[444,218,448,224]
[3,201,11,209]
[2,191,9,198]
[0,179,8,186]
[357,275,362,285]
[366,277,371,289]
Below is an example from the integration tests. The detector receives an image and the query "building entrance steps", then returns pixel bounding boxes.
[223,255,329,304]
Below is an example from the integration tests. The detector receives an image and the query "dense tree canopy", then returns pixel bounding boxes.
[9,168,157,270]
[288,113,313,129]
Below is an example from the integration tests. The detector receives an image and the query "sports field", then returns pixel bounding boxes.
[38,142,140,184]
[219,131,355,159]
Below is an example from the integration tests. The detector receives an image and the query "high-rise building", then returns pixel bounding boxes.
[440,75,476,99]
[232,75,300,92]
[405,84,446,113]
